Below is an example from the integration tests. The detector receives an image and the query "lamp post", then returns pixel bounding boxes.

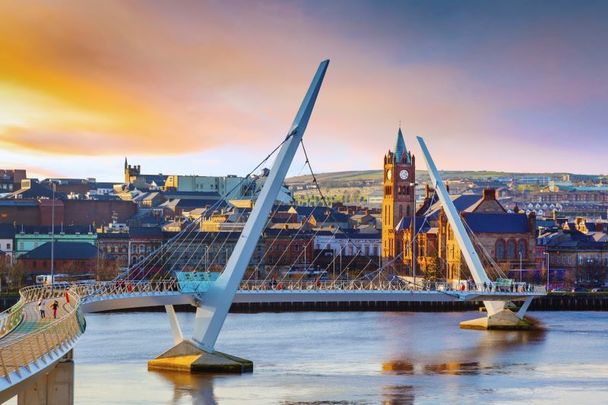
[519,251,523,282]
[50,180,55,294]
[204,245,208,271]
[544,251,550,291]
[410,182,419,287]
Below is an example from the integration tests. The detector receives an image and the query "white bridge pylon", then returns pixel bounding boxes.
[191,60,330,351]
[417,136,506,317]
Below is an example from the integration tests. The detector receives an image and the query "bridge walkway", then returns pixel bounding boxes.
[1,297,70,346]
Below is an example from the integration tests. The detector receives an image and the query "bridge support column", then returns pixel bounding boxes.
[460,298,536,330]
[165,305,183,345]
[148,60,329,374]
[148,339,253,374]
[18,350,74,405]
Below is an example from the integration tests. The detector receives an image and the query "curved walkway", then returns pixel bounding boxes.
[0,287,85,403]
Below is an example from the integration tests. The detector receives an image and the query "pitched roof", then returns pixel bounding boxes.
[426,193,482,219]
[0,223,16,239]
[396,216,432,233]
[0,200,38,207]
[462,213,530,233]
[9,182,63,199]
[21,242,99,260]
[129,226,164,238]
[290,206,349,223]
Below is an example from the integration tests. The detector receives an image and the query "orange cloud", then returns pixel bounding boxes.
[1,1,602,175]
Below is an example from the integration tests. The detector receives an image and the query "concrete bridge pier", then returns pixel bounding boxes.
[148,305,253,374]
[18,350,74,405]
[460,297,536,330]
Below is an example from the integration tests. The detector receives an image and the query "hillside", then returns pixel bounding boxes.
[286,170,584,187]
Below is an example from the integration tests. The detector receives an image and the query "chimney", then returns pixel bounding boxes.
[482,188,497,201]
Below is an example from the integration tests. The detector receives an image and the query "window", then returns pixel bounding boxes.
[507,239,516,259]
[517,239,527,259]
[495,240,505,260]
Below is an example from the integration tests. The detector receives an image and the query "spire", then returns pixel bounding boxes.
[394,127,406,163]
[124,157,128,169]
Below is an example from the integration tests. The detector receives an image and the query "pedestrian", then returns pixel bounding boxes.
[38,299,46,319]
[51,300,59,319]
[65,290,70,304]
[483,282,487,291]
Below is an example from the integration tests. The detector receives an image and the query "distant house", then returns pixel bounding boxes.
[14,225,97,258]
[18,241,100,277]
[0,223,15,262]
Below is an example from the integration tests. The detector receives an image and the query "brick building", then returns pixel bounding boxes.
[18,241,100,278]
[401,189,536,283]
[381,128,416,265]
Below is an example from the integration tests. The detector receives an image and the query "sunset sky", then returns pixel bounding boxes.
[1,0,607,180]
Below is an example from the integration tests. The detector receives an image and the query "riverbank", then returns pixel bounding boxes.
[2,292,608,313]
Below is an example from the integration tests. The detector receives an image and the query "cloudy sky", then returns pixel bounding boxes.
[1,0,606,180]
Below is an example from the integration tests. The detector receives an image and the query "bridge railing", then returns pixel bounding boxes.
[238,280,421,291]
[0,286,85,380]
[74,279,180,301]
[238,279,547,294]
[69,277,547,300]
[0,284,68,338]
[0,299,24,339]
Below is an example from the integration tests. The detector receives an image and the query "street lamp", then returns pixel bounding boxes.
[50,180,56,294]
[519,251,523,282]
[543,252,550,291]
[409,182,419,287]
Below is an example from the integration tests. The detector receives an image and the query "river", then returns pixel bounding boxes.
[13,311,608,404]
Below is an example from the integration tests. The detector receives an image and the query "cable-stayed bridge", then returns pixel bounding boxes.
[0,59,546,403]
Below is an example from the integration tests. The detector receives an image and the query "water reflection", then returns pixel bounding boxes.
[383,329,546,377]
[151,370,217,404]
[382,385,415,405]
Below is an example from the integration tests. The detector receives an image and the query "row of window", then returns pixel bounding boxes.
[495,239,528,261]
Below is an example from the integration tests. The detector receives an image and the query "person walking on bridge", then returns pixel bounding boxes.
[51,300,59,319]
[38,299,46,319]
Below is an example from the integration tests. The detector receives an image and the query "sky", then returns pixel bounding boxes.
[0,0,607,181]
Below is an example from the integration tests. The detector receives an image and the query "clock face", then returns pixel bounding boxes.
[386,169,392,180]
[399,170,409,180]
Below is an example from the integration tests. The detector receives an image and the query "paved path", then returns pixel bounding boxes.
[0,297,70,346]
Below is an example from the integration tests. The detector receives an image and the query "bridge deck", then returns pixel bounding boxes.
[1,298,70,346]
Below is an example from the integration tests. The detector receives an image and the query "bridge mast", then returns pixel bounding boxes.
[192,60,330,351]
[416,136,504,316]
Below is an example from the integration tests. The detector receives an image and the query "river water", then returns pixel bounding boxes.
[15,311,608,404]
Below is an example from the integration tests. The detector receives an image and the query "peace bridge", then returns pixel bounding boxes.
[0,59,547,404]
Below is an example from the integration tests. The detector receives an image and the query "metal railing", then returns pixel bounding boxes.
[0,285,66,338]
[0,287,85,380]
[0,298,25,338]
[74,280,180,303]
[70,278,547,298]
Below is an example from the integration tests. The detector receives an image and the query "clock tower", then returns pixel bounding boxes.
[381,128,416,264]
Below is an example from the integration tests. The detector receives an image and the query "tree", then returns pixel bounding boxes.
[8,261,27,290]
[424,253,441,282]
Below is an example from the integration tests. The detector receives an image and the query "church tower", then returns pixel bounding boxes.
[124,157,141,185]
[381,128,416,264]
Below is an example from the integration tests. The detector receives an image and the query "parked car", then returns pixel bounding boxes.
[550,287,567,293]
[571,287,588,293]
[591,287,608,293]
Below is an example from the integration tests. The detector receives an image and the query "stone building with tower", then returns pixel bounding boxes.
[381,128,416,266]
[381,129,537,283]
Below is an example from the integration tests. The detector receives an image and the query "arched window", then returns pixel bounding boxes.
[517,239,527,259]
[495,239,505,260]
[507,239,516,259]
